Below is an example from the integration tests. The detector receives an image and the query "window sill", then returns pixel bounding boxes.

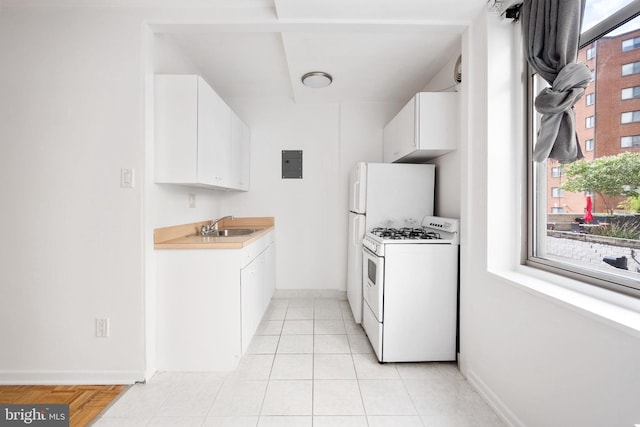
[488,266,640,337]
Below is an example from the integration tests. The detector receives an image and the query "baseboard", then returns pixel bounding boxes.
[273,289,347,300]
[467,369,525,427]
[0,370,145,385]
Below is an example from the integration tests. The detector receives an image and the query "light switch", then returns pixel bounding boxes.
[121,168,134,188]
[96,318,109,337]
[188,193,196,208]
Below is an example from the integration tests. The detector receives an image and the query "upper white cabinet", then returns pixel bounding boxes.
[197,76,231,187]
[383,92,459,163]
[154,74,249,191]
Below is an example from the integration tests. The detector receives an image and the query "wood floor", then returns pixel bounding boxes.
[0,385,127,427]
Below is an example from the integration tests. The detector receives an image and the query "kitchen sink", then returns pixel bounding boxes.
[204,228,258,237]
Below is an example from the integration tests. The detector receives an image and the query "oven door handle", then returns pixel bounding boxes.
[363,246,376,257]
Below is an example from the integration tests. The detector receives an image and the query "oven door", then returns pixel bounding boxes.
[362,247,384,322]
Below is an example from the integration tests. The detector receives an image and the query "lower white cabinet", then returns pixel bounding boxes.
[240,242,275,353]
[156,230,275,371]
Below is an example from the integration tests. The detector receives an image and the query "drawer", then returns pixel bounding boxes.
[362,302,383,362]
[240,230,274,268]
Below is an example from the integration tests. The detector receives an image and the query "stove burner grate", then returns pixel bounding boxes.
[371,227,441,240]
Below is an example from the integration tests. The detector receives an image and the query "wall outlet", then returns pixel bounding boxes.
[188,193,196,208]
[96,318,109,337]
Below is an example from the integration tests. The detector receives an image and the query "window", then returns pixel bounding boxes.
[585,115,595,128]
[622,36,640,51]
[622,61,640,76]
[621,110,640,123]
[621,86,640,99]
[528,3,640,296]
[621,135,640,147]
[585,93,595,105]
[585,138,594,151]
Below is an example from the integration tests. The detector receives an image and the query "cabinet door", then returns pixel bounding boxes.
[241,255,261,354]
[383,96,417,163]
[261,243,276,313]
[154,75,199,183]
[157,249,242,371]
[240,242,275,354]
[231,112,250,191]
[415,92,458,154]
[383,92,459,163]
[197,77,232,187]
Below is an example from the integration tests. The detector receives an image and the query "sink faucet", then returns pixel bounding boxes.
[201,215,234,236]
[211,215,234,230]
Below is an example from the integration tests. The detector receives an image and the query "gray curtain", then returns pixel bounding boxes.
[522,0,593,163]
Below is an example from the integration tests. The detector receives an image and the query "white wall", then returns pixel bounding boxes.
[0,2,276,384]
[219,99,341,290]
[0,7,147,383]
[423,52,463,219]
[218,101,398,291]
[460,8,640,426]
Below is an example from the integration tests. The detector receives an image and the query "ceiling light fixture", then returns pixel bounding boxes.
[301,71,332,88]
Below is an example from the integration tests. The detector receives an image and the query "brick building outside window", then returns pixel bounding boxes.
[546,28,640,214]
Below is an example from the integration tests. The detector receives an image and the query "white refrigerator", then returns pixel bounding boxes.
[347,162,435,323]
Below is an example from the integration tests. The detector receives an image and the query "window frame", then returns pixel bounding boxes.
[621,134,640,147]
[525,1,640,298]
[585,138,595,151]
[622,61,640,75]
[585,92,595,105]
[585,115,596,127]
[621,110,640,123]
[621,85,640,99]
[622,36,640,51]
[550,187,564,198]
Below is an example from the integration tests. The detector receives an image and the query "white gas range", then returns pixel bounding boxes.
[361,216,459,363]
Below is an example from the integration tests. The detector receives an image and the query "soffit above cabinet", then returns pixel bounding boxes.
[159,23,465,105]
[150,0,485,106]
[1,0,273,7]
[274,0,485,22]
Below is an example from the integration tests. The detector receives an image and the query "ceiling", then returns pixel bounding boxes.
[153,0,487,105]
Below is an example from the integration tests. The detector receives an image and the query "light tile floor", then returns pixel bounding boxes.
[93,297,505,427]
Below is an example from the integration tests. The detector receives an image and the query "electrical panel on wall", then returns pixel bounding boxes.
[282,150,303,179]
